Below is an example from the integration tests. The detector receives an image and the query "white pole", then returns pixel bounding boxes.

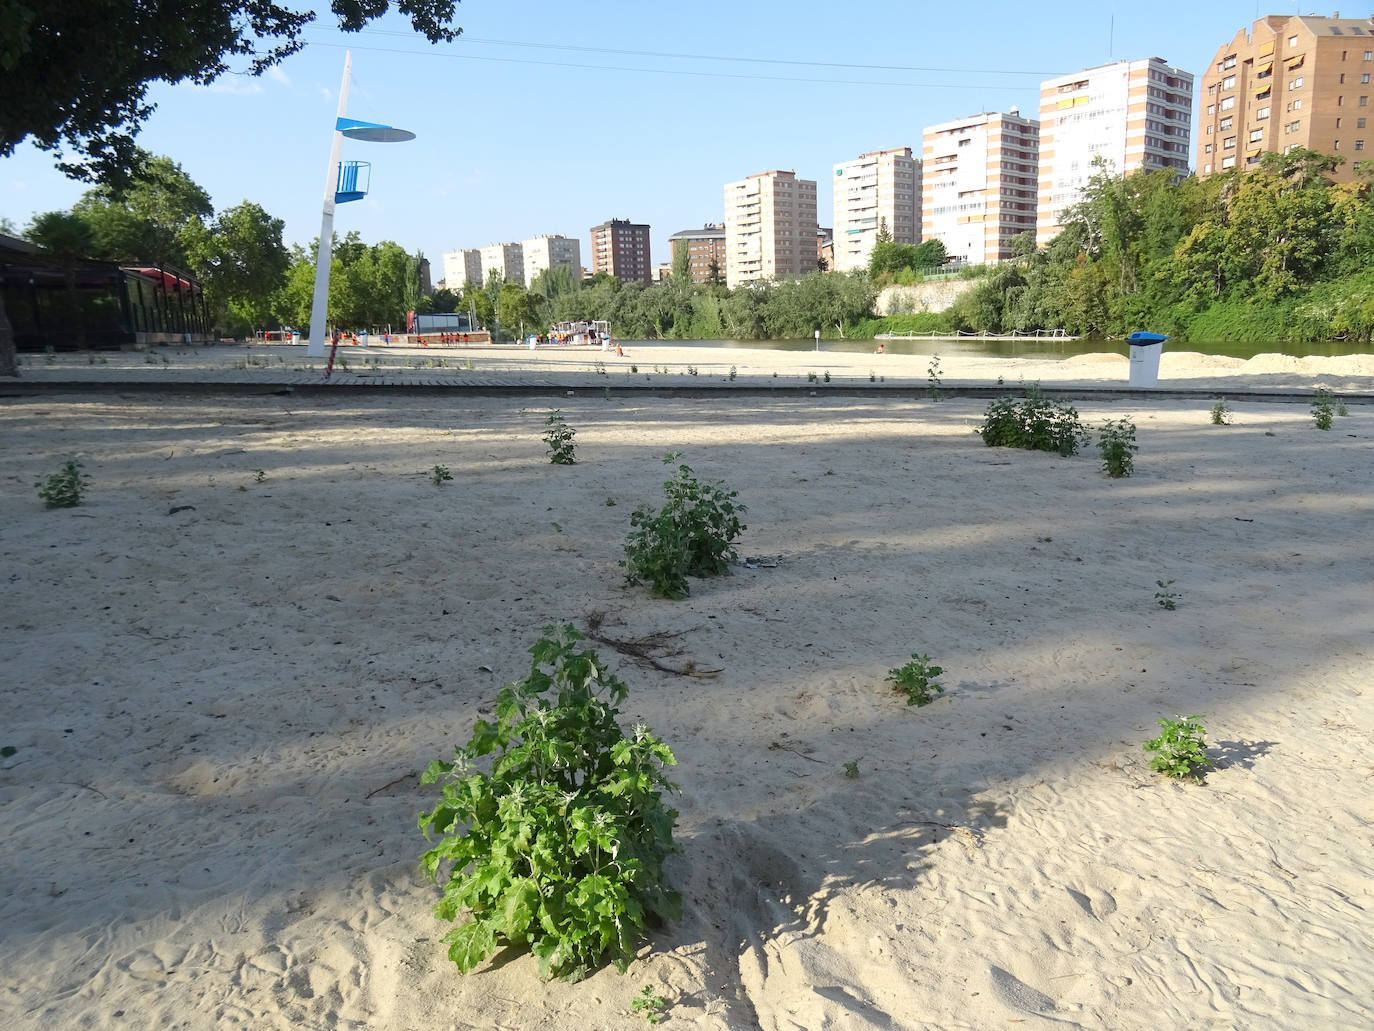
[814,328,820,351]
[307,51,352,358]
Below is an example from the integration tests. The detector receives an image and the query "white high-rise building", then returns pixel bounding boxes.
[831,147,920,272]
[723,170,818,288]
[521,235,582,285]
[922,111,1040,264]
[442,249,482,289]
[478,242,525,286]
[1037,57,1194,245]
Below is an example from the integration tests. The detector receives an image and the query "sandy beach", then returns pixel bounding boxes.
[2,346,1372,1030]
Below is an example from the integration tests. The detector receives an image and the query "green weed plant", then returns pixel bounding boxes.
[1155,579,1178,610]
[1210,400,1232,425]
[1098,418,1138,478]
[1144,715,1212,782]
[979,387,1090,457]
[632,985,671,1024]
[623,458,746,600]
[419,625,680,982]
[1312,387,1334,430]
[36,460,90,508]
[887,654,944,707]
[544,411,577,464]
[430,465,453,485]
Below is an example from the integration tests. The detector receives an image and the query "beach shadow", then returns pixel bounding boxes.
[1210,739,1279,772]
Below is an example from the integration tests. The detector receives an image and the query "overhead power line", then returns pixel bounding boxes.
[346,28,1058,78]
[305,39,1034,91]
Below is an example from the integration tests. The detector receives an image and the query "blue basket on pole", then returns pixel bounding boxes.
[335,160,371,204]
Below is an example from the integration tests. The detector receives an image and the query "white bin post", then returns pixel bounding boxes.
[1128,334,1165,388]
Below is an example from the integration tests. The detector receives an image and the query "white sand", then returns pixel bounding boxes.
[2,354,1372,1029]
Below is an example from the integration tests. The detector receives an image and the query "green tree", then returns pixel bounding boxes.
[185,201,288,335]
[1,2,462,187]
[74,153,213,268]
[912,239,947,269]
[672,240,691,281]
[706,257,724,287]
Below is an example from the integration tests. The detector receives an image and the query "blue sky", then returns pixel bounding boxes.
[0,1,1311,279]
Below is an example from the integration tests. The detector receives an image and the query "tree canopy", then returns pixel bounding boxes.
[0,1,463,187]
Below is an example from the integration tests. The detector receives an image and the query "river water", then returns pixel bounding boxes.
[632,337,1372,361]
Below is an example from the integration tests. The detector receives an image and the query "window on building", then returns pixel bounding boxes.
[1222,74,1236,90]
[1366,51,1374,60]
[1363,96,1371,106]
[1294,99,1303,109]
[1365,74,1372,83]
[1250,128,1264,142]
[1339,95,1345,106]
[1256,107,1270,120]
[1204,143,1213,154]
[1206,125,1214,134]
[1357,140,1366,151]
[1221,116,1234,129]
[1335,140,1342,150]
[1338,117,1344,128]
[1204,163,1213,173]
[1222,156,1236,168]
[1288,36,1298,47]
[1359,118,1368,128]
[1224,136,1237,149]
[1221,96,1236,110]
[1207,104,1216,115]
[1223,55,1237,70]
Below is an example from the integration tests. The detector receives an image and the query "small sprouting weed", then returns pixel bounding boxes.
[661,450,683,464]
[1336,400,1349,417]
[1144,715,1211,782]
[842,759,861,779]
[823,370,831,383]
[887,654,944,707]
[687,365,698,376]
[36,460,90,509]
[927,354,942,399]
[630,364,639,373]
[253,469,266,483]
[869,370,876,382]
[1211,400,1232,425]
[631,985,670,1024]
[1154,579,1178,610]
[430,465,453,485]
[729,365,737,381]
[605,496,617,507]
[807,371,818,383]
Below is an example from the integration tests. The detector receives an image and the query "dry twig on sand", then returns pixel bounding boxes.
[583,611,723,678]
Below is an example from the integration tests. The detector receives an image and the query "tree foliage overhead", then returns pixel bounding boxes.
[0,0,463,186]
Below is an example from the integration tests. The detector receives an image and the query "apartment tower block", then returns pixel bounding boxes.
[831,147,920,272]
[922,111,1040,264]
[590,220,652,284]
[442,249,483,289]
[666,224,727,284]
[521,235,581,286]
[723,170,818,288]
[479,242,525,286]
[1199,15,1374,181]
[1036,58,1194,245]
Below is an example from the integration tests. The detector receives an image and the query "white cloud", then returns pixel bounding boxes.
[267,66,292,87]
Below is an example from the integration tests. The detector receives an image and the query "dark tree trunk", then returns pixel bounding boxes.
[0,292,17,377]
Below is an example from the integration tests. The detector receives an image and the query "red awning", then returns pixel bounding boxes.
[125,267,201,294]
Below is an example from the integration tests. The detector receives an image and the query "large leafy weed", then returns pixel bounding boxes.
[623,459,746,599]
[419,625,680,982]
[979,386,1090,457]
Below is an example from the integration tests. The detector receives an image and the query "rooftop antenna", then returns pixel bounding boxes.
[1109,14,1114,61]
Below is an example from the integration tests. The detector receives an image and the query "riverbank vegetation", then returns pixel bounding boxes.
[13,148,1374,344]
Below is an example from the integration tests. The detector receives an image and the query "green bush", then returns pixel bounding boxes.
[979,387,1090,457]
[36,459,90,508]
[848,312,953,339]
[623,459,746,599]
[887,654,944,706]
[419,625,680,982]
[1144,715,1211,782]
[1097,418,1138,477]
